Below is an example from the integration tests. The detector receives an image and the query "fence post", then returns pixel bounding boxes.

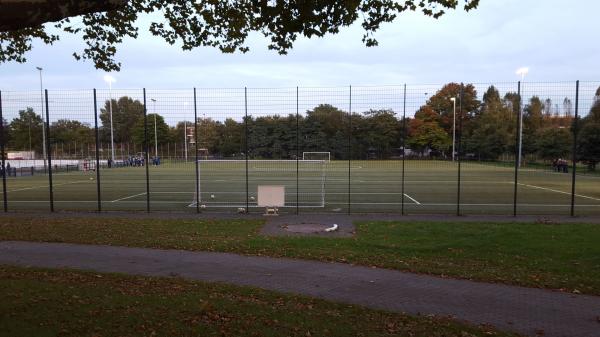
[143,88,150,212]
[296,86,300,215]
[513,81,521,217]
[45,89,54,212]
[194,88,200,214]
[348,85,352,214]
[401,84,406,215]
[245,87,249,213]
[570,80,580,217]
[456,84,464,216]
[0,90,7,212]
[93,89,101,211]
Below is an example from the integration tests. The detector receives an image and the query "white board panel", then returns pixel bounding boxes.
[257,185,285,207]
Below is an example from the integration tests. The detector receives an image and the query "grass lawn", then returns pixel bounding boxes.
[0,266,518,337]
[0,216,599,295]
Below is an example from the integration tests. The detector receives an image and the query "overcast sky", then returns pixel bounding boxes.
[1,0,599,92]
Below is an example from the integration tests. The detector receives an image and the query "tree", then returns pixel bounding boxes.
[217,118,244,157]
[466,86,514,160]
[588,87,600,123]
[247,114,297,159]
[303,104,349,160]
[535,128,571,161]
[563,97,573,117]
[99,96,144,145]
[50,119,94,157]
[407,121,451,155]
[422,83,480,135]
[413,105,440,125]
[503,92,521,117]
[522,96,545,154]
[577,123,600,171]
[0,117,11,148]
[358,109,400,159]
[0,1,480,71]
[8,108,44,154]
[543,98,552,117]
[195,118,221,156]
[131,113,170,153]
[51,119,93,143]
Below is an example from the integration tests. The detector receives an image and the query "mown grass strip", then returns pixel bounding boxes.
[1,216,599,295]
[0,266,518,337]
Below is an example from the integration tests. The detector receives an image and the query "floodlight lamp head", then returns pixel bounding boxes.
[103,74,116,84]
[516,67,529,77]
[36,66,42,71]
[450,97,456,102]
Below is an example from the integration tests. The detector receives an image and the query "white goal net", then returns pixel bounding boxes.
[190,160,326,209]
[302,152,330,162]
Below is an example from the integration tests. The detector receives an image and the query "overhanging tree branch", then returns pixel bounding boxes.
[0,0,480,71]
[0,0,127,32]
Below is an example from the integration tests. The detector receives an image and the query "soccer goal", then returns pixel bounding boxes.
[302,152,330,162]
[189,159,326,210]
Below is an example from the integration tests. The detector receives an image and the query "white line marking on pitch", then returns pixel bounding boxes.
[419,203,600,207]
[110,192,147,202]
[403,193,421,205]
[517,183,600,202]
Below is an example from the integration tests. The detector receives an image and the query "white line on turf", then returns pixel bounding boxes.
[422,203,600,207]
[180,192,418,195]
[326,202,600,207]
[357,180,511,184]
[403,193,421,205]
[517,183,600,202]
[110,192,147,202]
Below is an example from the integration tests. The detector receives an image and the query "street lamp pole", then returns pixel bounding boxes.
[151,99,158,157]
[450,97,456,162]
[36,67,47,170]
[103,75,116,163]
[516,67,529,167]
[184,120,188,162]
[28,118,32,154]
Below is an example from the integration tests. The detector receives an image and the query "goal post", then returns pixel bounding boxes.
[302,152,331,162]
[190,159,326,209]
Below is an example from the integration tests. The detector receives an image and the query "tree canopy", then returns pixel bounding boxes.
[4,83,594,168]
[0,0,480,71]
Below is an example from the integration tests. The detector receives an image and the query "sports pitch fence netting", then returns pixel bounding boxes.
[1,82,599,215]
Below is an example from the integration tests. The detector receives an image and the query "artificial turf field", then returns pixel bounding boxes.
[1,160,600,215]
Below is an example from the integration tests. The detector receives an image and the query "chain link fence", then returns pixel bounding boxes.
[0,81,598,215]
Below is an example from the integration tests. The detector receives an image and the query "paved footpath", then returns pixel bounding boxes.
[1,241,599,337]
